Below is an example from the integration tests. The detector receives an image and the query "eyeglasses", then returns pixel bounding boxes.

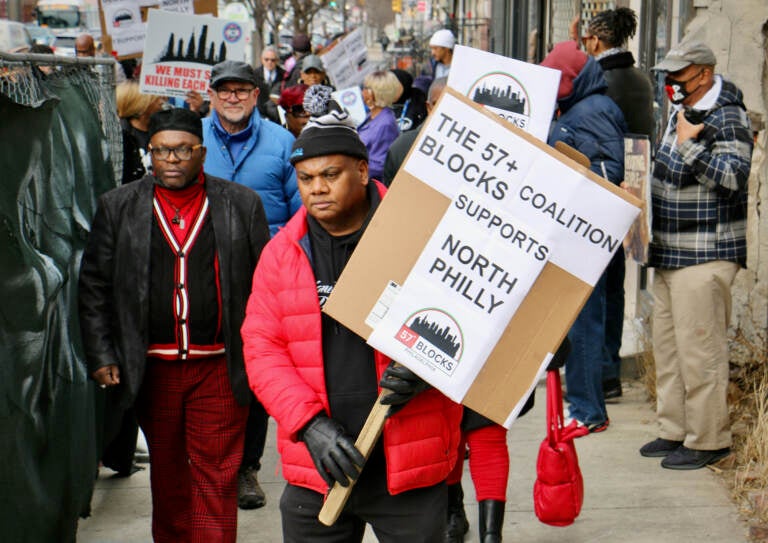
[287,105,310,117]
[215,87,254,100]
[149,144,203,161]
[263,57,278,62]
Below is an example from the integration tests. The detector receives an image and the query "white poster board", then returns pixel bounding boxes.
[321,28,376,90]
[366,91,639,410]
[160,0,194,13]
[101,0,145,57]
[139,9,246,99]
[447,45,561,142]
[332,86,366,126]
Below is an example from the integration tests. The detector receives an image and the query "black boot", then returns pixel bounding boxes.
[444,483,469,542]
[479,500,505,542]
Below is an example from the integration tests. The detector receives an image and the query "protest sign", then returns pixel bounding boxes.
[100,0,145,57]
[321,28,376,90]
[160,0,193,13]
[446,45,560,142]
[622,135,652,263]
[139,9,246,99]
[323,89,642,427]
[332,86,366,126]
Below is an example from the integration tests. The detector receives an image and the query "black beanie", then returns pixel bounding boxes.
[289,85,368,165]
[148,108,203,142]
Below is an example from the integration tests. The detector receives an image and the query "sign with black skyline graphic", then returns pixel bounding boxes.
[447,45,561,142]
[140,9,246,99]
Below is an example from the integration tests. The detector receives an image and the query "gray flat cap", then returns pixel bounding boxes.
[209,60,256,88]
[652,41,717,72]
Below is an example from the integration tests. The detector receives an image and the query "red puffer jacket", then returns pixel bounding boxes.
[241,196,462,496]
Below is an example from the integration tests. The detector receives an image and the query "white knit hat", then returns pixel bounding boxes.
[429,29,456,49]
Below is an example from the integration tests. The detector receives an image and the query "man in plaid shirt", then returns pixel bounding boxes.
[639,42,753,470]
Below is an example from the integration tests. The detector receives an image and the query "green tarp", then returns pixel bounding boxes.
[0,62,119,542]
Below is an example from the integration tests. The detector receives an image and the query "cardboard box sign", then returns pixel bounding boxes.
[323,89,642,428]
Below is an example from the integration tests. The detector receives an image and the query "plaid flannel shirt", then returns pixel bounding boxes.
[649,79,752,269]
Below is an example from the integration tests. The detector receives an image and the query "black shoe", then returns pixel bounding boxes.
[639,438,684,458]
[602,378,622,400]
[661,446,731,470]
[445,483,469,542]
[114,462,145,478]
[238,466,266,509]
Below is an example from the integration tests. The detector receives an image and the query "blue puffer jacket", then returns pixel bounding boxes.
[547,57,627,184]
[203,111,302,236]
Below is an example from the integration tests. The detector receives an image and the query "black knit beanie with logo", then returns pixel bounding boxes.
[289,85,368,165]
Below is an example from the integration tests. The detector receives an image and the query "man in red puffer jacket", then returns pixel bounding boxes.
[241,86,462,542]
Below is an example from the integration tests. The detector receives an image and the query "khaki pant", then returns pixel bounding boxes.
[652,261,739,450]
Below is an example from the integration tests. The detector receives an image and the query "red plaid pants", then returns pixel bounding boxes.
[136,356,248,543]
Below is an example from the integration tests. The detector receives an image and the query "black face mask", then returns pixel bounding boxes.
[665,68,704,105]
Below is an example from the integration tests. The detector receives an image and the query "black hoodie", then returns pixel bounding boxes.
[305,182,382,439]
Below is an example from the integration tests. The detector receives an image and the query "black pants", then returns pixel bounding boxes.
[241,395,268,470]
[101,397,138,475]
[279,468,447,543]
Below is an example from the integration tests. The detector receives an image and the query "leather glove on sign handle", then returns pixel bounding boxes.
[300,415,365,488]
[379,363,430,408]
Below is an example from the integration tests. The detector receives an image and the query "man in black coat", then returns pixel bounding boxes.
[254,45,286,124]
[78,108,270,543]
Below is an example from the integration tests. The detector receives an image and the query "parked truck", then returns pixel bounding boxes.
[35,0,99,33]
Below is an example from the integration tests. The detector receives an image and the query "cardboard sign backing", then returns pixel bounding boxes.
[323,89,641,427]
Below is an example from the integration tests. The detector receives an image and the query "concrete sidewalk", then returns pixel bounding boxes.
[77,378,747,542]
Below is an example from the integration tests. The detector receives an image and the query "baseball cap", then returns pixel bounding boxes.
[652,41,717,72]
[302,54,325,73]
[209,60,256,88]
[429,29,456,49]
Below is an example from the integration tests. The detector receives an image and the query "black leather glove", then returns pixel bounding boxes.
[300,415,365,488]
[546,337,571,371]
[379,363,430,406]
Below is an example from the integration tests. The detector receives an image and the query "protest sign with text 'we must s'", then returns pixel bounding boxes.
[324,88,642,429]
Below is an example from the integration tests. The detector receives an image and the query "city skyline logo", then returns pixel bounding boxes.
[157,25,229,65]
[468,72,531,129]
[396,308,464,376]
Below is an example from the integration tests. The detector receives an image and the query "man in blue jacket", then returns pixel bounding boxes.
[203,59,301,509]
[204,60,301,236]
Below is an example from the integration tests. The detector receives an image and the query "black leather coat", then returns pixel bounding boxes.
[78,174,270,407]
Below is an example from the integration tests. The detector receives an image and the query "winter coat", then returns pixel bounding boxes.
[358,107,400,182]
[598,51,655,139]
[78,175,270,407]
[241,183,463,496]
[548,56,628,184]
[203,110,301,236]
[254,63,286,124]
[649,78,752,269]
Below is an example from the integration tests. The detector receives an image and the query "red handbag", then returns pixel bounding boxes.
[533,369,584,527]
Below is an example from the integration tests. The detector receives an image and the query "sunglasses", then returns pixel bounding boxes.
[287,105,310,117]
